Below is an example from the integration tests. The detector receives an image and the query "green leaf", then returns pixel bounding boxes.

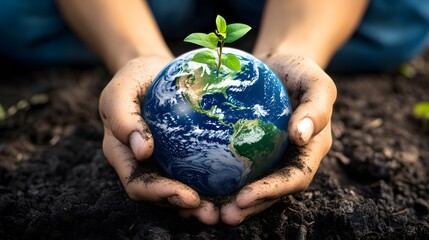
[191,50,217,67]
[399,64,417,78]
[216,15,227,34]
[414,101,429,119]
[222,53,241,71]
[184,33,218,49]
[207,32,219,45]
[225,23,251,43]
[215,30,226,40]
[0,103,5,121]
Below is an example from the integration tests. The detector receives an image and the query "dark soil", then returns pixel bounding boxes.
[1,52,428,239]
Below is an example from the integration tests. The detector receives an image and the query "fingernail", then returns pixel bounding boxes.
[297,118,314,144]
[130,131,144,158]
[237,218,245,225]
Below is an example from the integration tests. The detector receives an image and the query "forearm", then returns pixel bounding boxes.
[56,0,173,72]
[254,0,368,68]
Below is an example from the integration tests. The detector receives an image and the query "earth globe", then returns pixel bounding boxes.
[142,48,292,196]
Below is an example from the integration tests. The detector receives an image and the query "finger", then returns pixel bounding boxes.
[286,64,336,145]
[268,56,336,146]
[178,200,220,225]
[220,198,278,226]
[99,57,169,160]
[234,122,332,209]
[102,127,201,208]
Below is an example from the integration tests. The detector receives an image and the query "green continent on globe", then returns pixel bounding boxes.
[228,119,288,182]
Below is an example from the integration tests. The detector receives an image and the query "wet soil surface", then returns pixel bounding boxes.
[0,54,428,239]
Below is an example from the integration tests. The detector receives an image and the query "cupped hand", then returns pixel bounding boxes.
[99,56,219,225]
[221,53,337,225]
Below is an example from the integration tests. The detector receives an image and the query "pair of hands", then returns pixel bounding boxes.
[99,52,336,226]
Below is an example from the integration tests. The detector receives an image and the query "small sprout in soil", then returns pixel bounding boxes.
[399,63,417,78]
[0,94,49,121]
[184,15,251,73]
[0,103,5,121]
[30,94,49,105]
[414,101,429,119]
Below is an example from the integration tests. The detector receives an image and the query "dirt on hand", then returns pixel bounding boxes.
[0,53,428,239]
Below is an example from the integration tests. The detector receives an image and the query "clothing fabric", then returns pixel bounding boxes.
[0,0,97,66]
[0,0,428,72]
[328,0,429,72]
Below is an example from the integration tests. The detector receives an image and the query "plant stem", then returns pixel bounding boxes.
[217,40,224,74]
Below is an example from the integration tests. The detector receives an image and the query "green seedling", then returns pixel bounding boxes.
[0,94,49,122]
[184,15,251,73]
[0,103,5,121]
[414,101,429,119]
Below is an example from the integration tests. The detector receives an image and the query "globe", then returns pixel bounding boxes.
[142,48,292,196]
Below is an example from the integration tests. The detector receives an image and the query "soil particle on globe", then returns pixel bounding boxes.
[1,52,429,239]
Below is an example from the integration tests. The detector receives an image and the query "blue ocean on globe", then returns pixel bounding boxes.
[143,48,292,196]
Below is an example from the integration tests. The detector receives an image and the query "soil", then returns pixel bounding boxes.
[1,51,428,239]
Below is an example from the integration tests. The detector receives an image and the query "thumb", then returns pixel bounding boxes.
[289,107,327,146]
[287,71,336,146]
[100,57,168,160]
[129,129,154,161]
[263,54,336,146]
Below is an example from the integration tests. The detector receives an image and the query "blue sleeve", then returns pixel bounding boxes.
[0,0,97,66]
[329,0,429,73]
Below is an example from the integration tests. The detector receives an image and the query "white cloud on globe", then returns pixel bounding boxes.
[252,104,268,117]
